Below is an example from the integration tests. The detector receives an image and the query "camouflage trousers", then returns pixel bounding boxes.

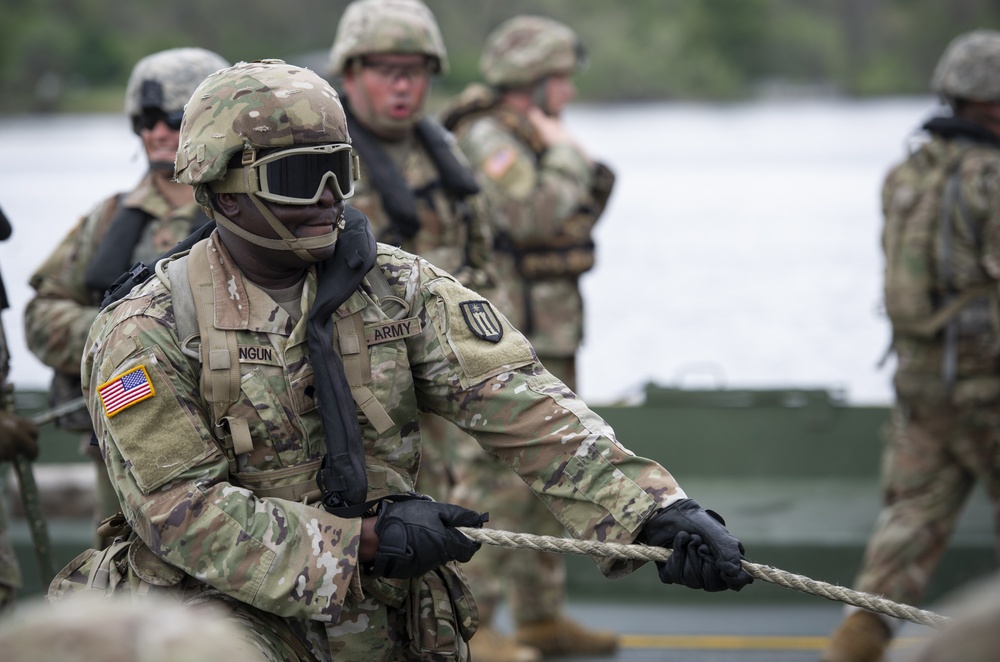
[854,396,1000,606]
[416,355,577,626]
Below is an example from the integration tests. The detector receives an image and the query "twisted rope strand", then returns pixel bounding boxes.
[455,526,952,629]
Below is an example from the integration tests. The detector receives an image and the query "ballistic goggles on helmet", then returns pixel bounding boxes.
[212,144,360,205]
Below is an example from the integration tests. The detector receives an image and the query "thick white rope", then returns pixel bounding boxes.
[456,526,952,629]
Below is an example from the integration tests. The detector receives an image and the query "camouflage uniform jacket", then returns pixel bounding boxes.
[345,111,498,296]
[81,230,686,625]
[882,117,1000,404]
[443,85,611,355]
[25,173,206,376]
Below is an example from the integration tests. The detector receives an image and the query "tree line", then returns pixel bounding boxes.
[2,0,1000,113]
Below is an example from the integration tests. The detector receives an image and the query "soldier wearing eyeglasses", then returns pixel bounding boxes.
[23,47,229,549]
[47,59,752,662]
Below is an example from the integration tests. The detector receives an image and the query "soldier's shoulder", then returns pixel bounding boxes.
[98,273,173,330]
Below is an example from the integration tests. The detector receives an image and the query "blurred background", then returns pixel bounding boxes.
[3,0,1000,111]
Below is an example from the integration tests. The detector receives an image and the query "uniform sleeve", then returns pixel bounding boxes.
[83,292,363,623]
[24,199,113,375]
[458,118,593,246]
[406,266,686,578]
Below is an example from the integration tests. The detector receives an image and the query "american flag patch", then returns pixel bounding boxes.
[98,365,155,418]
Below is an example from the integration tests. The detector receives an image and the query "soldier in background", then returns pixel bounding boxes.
[0,206,40,614]
[440,15,618,660]
[23,47,228,548]
[821,30,1000,662]
[326,0,510,520]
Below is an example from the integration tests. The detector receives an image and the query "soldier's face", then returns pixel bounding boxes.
[541,74,575,117]
[220,184,346,267]
[138,112,181,170]
[343,54,431,127]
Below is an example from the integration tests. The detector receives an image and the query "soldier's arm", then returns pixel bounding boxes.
[407,264,686,578]
[459,118,593,245]
[83,287,364,623]
[24,200,112,374]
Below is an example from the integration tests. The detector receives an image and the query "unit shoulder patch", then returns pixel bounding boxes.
[459,300,503,343]
[98,365,156,418]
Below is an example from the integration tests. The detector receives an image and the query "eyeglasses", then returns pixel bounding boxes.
[132,109,183,133]
[360,57,434,83]
[212,144,360,205]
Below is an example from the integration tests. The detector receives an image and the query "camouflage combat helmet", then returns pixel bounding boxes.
[175,59,356,261]
[175,59,351,187]
[328,0,448,76]
[480,15,586,88]
[124,47,229,134]
[931,29,1000,103]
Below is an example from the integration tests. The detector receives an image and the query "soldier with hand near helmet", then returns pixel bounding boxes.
[47,59,752,661]
[822,30,1000,662]
[439,15,619,660]
[23,48,228,548]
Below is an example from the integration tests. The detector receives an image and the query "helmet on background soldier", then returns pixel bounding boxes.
[930,29,1000,106]
[479,15,587,89]
[174,59,357,259]
[0,595,257,662]
[124,47,230,135]
[328,0,449,78]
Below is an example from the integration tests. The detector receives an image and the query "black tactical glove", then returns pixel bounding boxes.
[369,497,488,579]
[640,498,753,592]
[0,411,39,462]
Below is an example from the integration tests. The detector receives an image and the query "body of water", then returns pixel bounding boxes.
[0,98,938,405]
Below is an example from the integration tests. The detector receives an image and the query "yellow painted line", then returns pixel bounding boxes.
[620,634,932,651]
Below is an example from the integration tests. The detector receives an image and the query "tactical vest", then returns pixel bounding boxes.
[441,85,615,280]
[344,101,480,246]
[883,137,1000,388]
[163,238,407,511]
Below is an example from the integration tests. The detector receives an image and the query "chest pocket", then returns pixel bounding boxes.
[165,243,409,470]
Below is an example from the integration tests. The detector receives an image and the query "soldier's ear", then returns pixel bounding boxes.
[214,192,241,217]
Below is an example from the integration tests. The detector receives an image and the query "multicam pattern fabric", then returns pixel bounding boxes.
[882,132,1000,402]
[853,123,1000,610]
[25,174,206,376]
[123,47,229,118]
[446,97,599,357]
[73,231,685,658]
[175,60,351,188]
[931,30,1000,102]
[347,130,499,295]
[328,0,449,76]
[479,15,583,87]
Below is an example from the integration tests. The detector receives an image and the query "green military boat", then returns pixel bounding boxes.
[5,384,994,605]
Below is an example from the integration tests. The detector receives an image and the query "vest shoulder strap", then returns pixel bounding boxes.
[168,245,402,450]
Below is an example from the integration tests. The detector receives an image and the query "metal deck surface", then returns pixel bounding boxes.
[491,601,937,662]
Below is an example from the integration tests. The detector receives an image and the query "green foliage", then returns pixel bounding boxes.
[2,0,1000,113]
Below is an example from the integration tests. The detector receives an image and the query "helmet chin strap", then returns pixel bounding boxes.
[214,167,343,263]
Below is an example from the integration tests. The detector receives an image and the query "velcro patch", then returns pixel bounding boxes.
[460,300,503,343]
[366,316,421,345]
[238,344,280,365]
[483,146,516,180]
[98,365,156,418]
